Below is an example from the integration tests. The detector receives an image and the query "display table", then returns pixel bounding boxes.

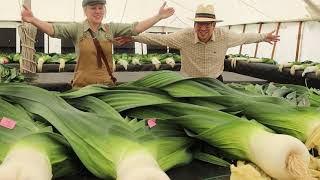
[224,59,320,89]
[23,71,266,91]
[7,63,181,72]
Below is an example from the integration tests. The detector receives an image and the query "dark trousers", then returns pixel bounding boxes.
[217,75,223,82]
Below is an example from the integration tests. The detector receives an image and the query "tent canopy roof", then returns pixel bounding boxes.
[1,0,320,27]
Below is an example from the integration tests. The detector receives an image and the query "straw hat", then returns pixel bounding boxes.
[193,4,223,22]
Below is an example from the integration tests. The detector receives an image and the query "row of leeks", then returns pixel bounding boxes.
[113,53,180,70]
[278,61,320,77]
[227,54,277,69]
[60,82,312,180]
[0,52,76,72]
[35,53,76,72]
[227,54,320,77]
[0,83,192,180]
[0,97,81,180]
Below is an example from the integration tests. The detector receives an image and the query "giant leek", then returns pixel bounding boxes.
[190,78,320,151]
[0,97,80,180]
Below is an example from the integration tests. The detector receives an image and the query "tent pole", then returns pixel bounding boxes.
[141,43,144,55]
[239,24,247,55]
[271,22,281,60]
[254,23,263,58]
[295,21,303,62]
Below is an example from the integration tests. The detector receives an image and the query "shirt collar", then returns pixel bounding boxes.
[83,20,106,32]
[193,30,216,44]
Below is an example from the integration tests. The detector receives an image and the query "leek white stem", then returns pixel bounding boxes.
[151,58,161,70]
[59,58,66,72]
[113,59,116,71]
[118,59,129,70]
[302,66,318,77]
[37,58,44,73]
[290,65,304,75]
[231,58,237,69]
[0,148,52,180]
[117,153,170,180]
[279,63,292,72]
[165,58,175,68]
[248,58,262,63]
[132,58,141,65]
[249,131,310,180]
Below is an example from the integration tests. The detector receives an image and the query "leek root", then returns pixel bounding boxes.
[305,124,320,151]
[230,161,271,180]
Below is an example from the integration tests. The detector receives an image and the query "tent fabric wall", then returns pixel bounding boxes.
[0,0,213,28]
[212,0,320,26]
[1,0,320,27]
[226,21,320,63]
[300,21,320,61]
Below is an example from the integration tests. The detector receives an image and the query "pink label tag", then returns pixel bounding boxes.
[0,117,16,129]
[147,119,157,128]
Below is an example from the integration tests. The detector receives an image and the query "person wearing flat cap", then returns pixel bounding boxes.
[131,4,280,81]
[21,0,175,87]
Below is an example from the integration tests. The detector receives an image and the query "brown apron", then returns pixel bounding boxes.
[72,29,114,88]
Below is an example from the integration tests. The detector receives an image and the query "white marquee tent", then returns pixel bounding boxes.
[0,0,320,63]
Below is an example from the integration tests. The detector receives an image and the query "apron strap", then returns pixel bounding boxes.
[88,30,117,84]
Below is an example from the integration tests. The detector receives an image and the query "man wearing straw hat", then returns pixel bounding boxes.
[126,4,280,81]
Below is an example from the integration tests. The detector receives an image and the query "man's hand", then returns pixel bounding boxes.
[21,5,35,23]
[264,30,280,45]
[114,36,134,46]
[158,2,175,20]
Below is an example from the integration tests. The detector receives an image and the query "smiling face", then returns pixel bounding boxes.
[194,21,216,43]
[84,3,106,25]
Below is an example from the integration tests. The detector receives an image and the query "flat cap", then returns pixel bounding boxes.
[82,0,106,7]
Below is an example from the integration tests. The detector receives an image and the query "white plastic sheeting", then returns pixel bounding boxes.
[226,21,320,63]
[273,23,299,64]
[1,0,320,27]
[212,0,320,26]
[300,21,320,61]
[0,0,212,28]
[255,23,278,59]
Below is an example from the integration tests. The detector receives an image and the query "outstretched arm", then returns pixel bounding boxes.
[227,29,280,48]
[133,32,183,49]
[133,2,175,33]
[21,5,54,36]
[114,29,186,49]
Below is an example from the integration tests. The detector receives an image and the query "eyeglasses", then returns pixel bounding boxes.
[195,22,216,28]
